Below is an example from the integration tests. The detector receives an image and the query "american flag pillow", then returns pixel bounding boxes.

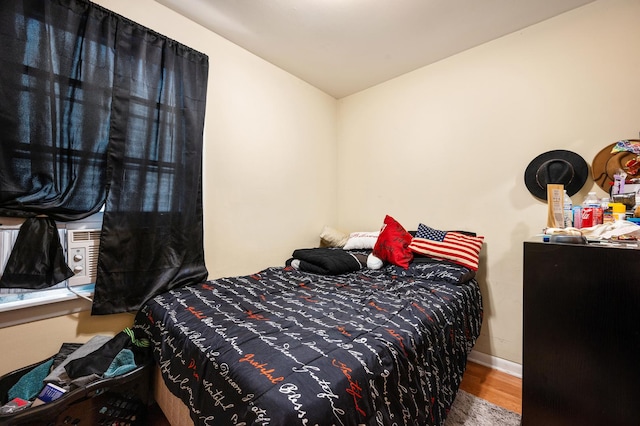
[408,224,484,271]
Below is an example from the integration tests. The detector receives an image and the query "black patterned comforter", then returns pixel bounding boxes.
[133,258,483,426]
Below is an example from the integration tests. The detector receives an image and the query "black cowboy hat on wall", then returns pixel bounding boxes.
[524,150,589,201]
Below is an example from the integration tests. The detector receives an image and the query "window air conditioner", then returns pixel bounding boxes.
[66,228,101,286]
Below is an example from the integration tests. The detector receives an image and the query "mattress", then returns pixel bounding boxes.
[133,257,482,425]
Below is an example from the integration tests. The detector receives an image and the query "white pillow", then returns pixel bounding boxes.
[342,231,380,250]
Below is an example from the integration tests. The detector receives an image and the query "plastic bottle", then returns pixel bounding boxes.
[563,190,573,228]
[582,192,599,207]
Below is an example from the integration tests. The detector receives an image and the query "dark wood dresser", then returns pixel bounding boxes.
[523,240,640,426]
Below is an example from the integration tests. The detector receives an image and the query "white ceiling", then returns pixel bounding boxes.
[155,0,596,99]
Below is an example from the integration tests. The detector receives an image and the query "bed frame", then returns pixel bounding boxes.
[153,366,192,426]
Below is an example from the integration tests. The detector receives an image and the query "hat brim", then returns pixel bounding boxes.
[591,142,639,192]
[524,150,589,200]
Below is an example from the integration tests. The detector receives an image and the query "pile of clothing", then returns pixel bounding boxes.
[544,220,640,240]
[0,328,150,414]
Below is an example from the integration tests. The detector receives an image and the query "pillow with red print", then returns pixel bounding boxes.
[372,215,413,268]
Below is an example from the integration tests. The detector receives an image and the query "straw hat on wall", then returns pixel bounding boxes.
[591,140,640,192]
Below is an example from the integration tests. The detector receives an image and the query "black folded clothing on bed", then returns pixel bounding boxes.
[286,247,365,275]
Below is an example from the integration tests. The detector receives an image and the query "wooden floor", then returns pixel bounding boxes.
[148,361,522,424]
[459,361,522,414]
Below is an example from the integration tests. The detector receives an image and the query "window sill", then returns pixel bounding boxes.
[0,285,94,329]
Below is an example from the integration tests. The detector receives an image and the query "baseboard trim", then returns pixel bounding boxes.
[467,350,522,379]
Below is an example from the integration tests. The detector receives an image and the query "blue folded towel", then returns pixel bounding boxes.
[104,349,137,378]
[8,359,54,401]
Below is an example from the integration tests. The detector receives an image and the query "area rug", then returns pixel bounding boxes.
[445,389,521,426]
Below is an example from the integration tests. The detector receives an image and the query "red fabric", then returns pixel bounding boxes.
[373,215,413,268]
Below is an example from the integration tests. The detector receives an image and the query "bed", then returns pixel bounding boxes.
[133,233,484,425]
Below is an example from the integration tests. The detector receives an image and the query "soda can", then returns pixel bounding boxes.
[581,207,594,228]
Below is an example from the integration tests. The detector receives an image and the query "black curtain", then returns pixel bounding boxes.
[0,0,113,219]
[94,12,209,314]
[0,0,209,314]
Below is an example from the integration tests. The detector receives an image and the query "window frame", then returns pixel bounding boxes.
[0,283,94,328]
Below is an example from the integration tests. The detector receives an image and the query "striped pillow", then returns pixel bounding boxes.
[408,224,484,271]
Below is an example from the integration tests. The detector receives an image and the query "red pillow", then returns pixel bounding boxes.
[373,215,413,268]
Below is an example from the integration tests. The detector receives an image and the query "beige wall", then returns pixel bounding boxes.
[2,0,638,376]
[336,0,640,364]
